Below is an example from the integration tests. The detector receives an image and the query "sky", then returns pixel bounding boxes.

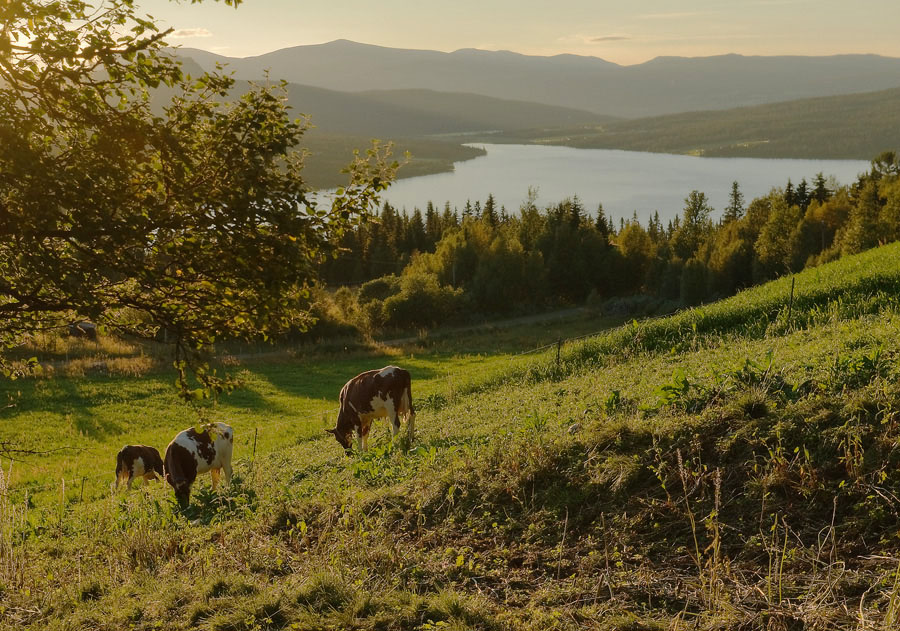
[141,0,900,64]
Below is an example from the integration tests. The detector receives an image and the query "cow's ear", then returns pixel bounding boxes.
[324,428,336,435]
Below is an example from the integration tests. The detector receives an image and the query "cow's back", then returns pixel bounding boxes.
[165,423,234,482]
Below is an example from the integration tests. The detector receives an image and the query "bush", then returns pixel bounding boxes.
[359,275,402,304]
[383,272,465,329]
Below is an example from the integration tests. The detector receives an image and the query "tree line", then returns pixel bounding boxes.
[308,151,900,335]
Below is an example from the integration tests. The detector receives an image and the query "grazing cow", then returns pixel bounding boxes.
[163,422,234,508]
[326,366,415,453]
[115,445,164,489]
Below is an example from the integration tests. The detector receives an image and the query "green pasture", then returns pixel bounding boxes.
[0,308,615,503]
[3,243,900,630]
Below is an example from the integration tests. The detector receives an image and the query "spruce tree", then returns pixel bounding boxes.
[722,181,744,223]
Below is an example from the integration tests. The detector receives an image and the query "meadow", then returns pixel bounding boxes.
[2,242,900,630]
[0,309,614,506]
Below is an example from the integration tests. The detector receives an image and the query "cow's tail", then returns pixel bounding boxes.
[114,449,127,487]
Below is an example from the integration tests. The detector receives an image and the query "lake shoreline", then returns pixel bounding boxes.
[382,143,869,223]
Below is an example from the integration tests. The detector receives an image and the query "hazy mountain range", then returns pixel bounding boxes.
[174,56,607,137]
[177,40,900,118]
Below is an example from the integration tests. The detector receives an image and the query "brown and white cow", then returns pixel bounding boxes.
[163,422,234,508]
[115,445,164,489]
[326,366,415,453]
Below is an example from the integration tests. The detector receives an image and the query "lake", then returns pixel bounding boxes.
[381,144,870,224]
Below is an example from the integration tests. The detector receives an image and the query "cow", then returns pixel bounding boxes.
[326,366,415,453]
[163,422,234,508]
[115,445,164,489]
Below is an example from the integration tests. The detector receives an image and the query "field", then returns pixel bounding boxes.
[1,310,615,505]
[3,243,900,629]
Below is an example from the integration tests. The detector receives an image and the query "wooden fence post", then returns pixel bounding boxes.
[556,337,562,366]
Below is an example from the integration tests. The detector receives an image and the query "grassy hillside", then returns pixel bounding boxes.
[3,244,900,629]
[485,87,900,160]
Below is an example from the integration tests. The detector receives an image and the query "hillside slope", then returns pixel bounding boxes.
[177,41,900,117]
[4,243,900,629]
[495,86,900,159]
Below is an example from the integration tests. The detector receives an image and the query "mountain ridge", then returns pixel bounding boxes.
[173,40,900,117]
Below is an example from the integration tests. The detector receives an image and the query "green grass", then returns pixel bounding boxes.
[0,309,615,503]
[3,243,900,629]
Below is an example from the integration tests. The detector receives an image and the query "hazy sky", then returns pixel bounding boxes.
[142,0,900,64]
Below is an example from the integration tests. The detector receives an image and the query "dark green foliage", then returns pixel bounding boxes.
[679,258,709,306]
[382,272,465,328]
[0,0,396,398]
[319,157,898,339]
[358,275,402,304]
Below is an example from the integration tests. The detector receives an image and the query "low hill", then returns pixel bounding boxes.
[300,134,486,189]
[486,86,900,159]
[5,242,900,628]
[172,55,604,188]
[177,53,605,137]
[177,40,900,117]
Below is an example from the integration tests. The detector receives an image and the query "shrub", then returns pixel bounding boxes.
[358,274,402,304]
[383,272,465,329]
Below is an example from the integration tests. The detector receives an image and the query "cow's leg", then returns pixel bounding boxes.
[356,429,364,453]
[407,409,416,442]
[210,467,221,490]
[223,461,233,485]
[386,399,400,439]
[126,473,134,490]
[390,411,400,439]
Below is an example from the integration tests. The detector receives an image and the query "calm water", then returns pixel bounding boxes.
[381,144,870,224]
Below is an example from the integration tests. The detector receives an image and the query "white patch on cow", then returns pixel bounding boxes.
[132,456,147,478]
[172,422,234,485]
[367,394,398,436]
[378,366,398,378]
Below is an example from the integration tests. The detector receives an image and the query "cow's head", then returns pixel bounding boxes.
[326,408,355,453]
[166,473,192,509]
[324,426,352,453]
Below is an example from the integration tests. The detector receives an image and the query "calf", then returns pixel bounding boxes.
[163,422,234,508]
[326,366,415,453]
[115,445,164,489]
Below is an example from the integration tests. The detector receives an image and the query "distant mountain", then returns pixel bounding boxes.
[174,56,606,136]
[487,87,900,160]
[166,58,608,188]
[175,41,900,117]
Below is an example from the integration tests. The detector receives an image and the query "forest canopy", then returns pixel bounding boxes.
[312,153,900,333]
